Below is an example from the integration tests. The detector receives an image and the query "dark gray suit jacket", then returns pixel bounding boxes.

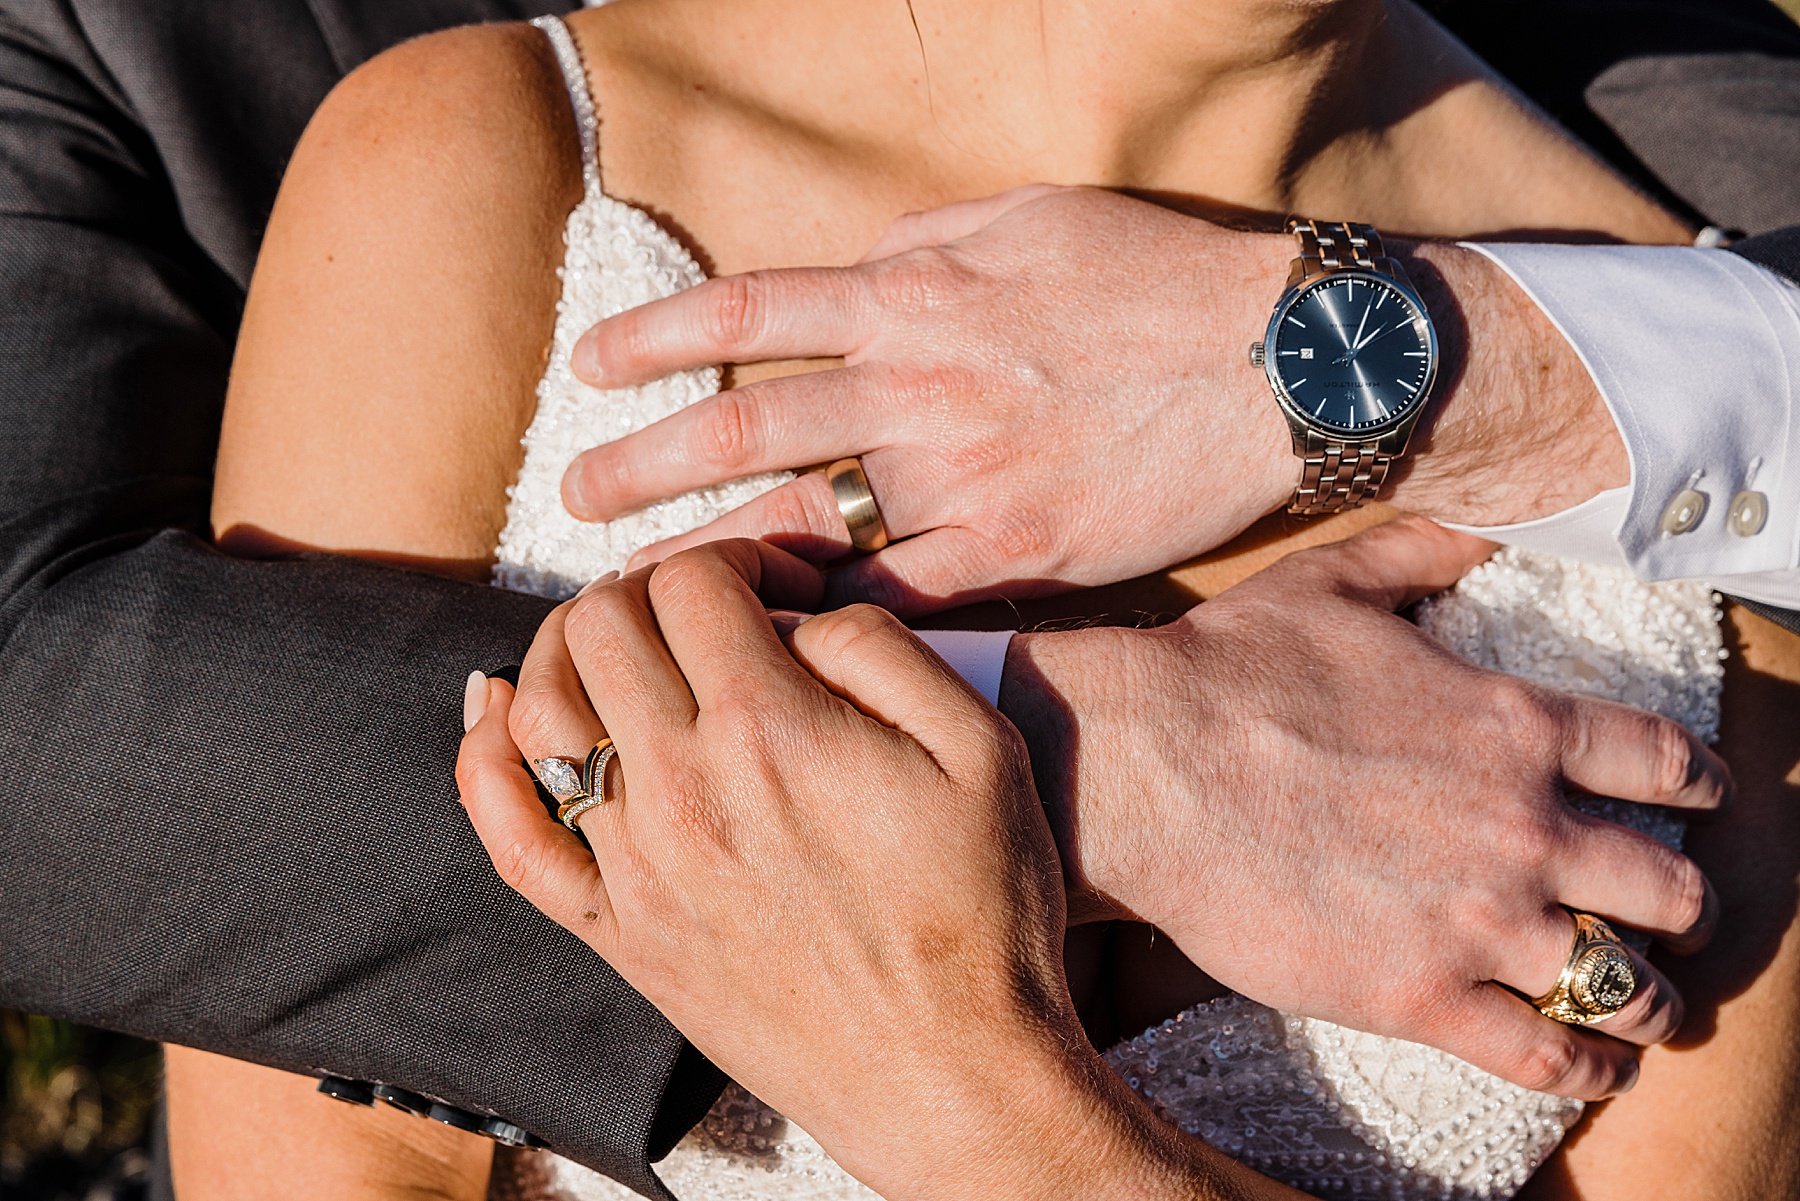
[0,1,718,1196]
[0,0,1796,1197]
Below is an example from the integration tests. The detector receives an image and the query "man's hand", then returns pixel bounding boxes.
[561,186,1295,611]
[456,541,1264,1201]
[559,186,1625,615]
[1003,517,1728,1101]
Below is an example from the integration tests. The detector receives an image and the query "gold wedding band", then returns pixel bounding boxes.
[1531,910,1638,1026]
[532,738,619,831]
[825,457,890,553]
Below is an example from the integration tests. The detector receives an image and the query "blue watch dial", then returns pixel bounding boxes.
[1270,275,1433,435]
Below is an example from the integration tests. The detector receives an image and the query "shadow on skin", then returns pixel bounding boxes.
[1524,603,1800,1198]
[215,522,496,582]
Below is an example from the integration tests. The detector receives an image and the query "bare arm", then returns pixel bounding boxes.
[211,23,578,571]
[183,23,580,1197]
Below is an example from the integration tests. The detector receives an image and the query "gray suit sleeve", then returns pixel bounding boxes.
[0,11,717,1194]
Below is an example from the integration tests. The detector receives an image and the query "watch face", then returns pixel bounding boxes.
[1267,273,1436,435]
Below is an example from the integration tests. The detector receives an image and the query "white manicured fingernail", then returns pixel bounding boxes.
[462,670,489,732]
[573,333,607,385]
[577,570,621,598]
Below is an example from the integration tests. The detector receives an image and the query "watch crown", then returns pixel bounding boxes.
[1249,341,1265,368]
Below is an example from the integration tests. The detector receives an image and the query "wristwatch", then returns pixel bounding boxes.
[1249,218,1440,515]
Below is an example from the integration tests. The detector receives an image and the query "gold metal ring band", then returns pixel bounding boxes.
[1530,910,1639,1026]
[825,457,891,553]
[557,743,618,831]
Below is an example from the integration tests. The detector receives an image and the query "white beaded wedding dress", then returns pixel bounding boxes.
[487,13,1725,1201]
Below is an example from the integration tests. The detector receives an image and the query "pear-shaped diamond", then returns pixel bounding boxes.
[533,756,586,801]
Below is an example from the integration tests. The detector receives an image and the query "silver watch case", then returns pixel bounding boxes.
[1255,262,1441,457]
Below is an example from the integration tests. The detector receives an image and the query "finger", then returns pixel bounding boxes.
[858,185,1066,262]
[823,526,1034,617]
[626,455,926,570]
[1490,907,1685,1045]
[1489,907,1687,1048]
[787,603,995,762]
[573,267,876,388]
[456,678,616,947]
[646,541,821,712]
[563,568,698,755]
[1422,983,1640,1100]
[1555,813,1719,952]
[1287,514,1498,611]
[510,602,608,763]
[1583,945,1686,1047]
[1557,694,1733,813]
[563,369,893,521]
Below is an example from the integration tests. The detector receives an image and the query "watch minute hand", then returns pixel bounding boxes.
[1355,321,1409,351]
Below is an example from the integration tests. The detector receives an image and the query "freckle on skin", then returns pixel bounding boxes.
[583,911,599,923]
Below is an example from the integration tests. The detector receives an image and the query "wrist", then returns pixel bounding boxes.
[891,1028,1229,1201]
[999,627,1198,928]
[1381,240,1628,523]
[998,629,1114,922]
[1216,229,1313,520]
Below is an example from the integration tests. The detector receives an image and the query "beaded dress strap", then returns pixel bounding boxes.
[530,15,601,195]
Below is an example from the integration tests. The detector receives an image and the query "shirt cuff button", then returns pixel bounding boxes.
[1661,488,1707,535]
[1728,490,1769,536]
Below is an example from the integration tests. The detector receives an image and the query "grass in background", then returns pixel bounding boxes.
[1,1011,159,1200]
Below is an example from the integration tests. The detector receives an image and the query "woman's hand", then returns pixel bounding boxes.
[454,541,1265,1201]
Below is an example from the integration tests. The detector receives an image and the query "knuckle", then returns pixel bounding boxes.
[769,477,840,537]
[1492,679,1563,757]
[1453,887,1522,944]
[1660,853,1709,934]
[493,837,553,900]
[505,685,563,756]
[697,391,760,470]
[452,752,493,799]
[657,773,730,850]
[879,248,970,315]
[811,602,902,656]
[582,445,637,508]
[1648,717,1697,800]
[704,274,767,354]
[981,505,1057,567]
[646,550,731,616]
[1515,1035,1581,1092]
[565,585,639,656]
[1466,793,1561,871]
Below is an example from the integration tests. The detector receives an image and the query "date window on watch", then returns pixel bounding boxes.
[1299,347,1314,360]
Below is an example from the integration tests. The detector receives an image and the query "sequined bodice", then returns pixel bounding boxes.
[489,15,1725,1201]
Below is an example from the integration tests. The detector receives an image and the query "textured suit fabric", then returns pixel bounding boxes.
[1,0,1799,1197]
[0,1,719,1195]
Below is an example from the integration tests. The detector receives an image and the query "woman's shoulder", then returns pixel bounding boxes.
[297,21,583,208]
[214,20,586,570]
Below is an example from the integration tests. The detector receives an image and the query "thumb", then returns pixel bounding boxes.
[859,184,1068,262]
[1296,515,1499,612]
[456,676,615,947]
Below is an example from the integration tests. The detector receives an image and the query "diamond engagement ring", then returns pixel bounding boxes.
[532,738,617,831]
[1531,910,1639,1026]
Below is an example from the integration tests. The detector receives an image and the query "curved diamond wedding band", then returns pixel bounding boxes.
[1531,910,1639,1026]
[825,457,890,553]
[532,738,618,831]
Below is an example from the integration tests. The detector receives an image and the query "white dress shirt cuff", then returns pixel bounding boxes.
[1449,242,1800,609]
[915,629,1016,707]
